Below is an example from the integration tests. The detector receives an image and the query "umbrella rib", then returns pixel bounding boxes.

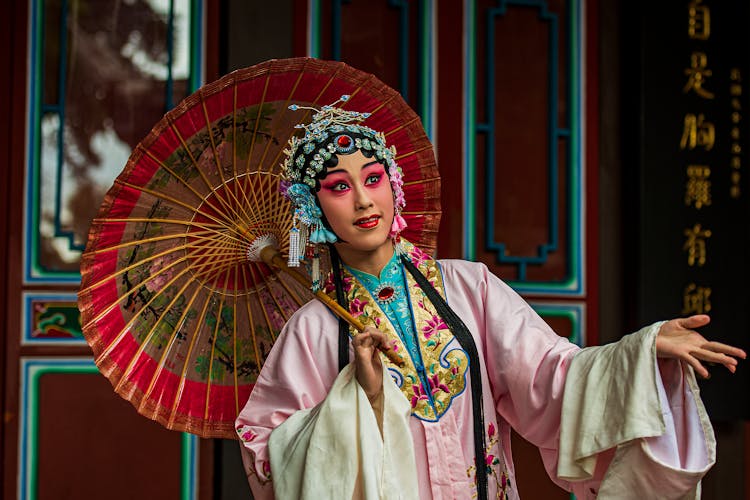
[402,177,439,187]
[269,268,306,307]
[236,173,265,243]
[362,90,398,118]
[88,228,218,255]
[383,116,421,138]
[94,217,223,228]
[91,218,248,247]
[115,179,251,243]
[200,96,253,224]
[249,263,282,343]
[264,65,345,174]
[255,69,306,173]
[402,210,442,215]
[144,149,231,220]
[168,277,221,429]
[82,242,241,328]
[113,257,221,395]
[239,263,263,379]
[232,264,239,414]
[267,174,289,235]
[91,246,241,365]
[395,144,434,161]
[232,83,239,180]
[141,279,204,407]
[80,235,242,297]
[245,73,271,175]
[231,86,255,219]
[204,264,234,420]
[167,120,228,197]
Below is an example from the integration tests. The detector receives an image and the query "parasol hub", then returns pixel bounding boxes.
[246,234,280,262]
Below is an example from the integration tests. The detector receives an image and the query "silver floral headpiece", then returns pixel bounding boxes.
[281,95,397,188]
[280,96,408,290]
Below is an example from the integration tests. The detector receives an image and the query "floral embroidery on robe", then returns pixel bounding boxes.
[329,240,470,422]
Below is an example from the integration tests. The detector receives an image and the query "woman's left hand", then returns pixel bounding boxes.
[656,315,746,379]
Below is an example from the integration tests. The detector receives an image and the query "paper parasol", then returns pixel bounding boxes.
[78,57,441,439]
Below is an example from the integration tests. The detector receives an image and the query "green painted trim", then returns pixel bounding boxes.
[309,0,321,57]
[464,0,477,260]
[180,433,196,500]
[21,359,199,500]
[530,304,583,346]
[419,0,433,138]
[25,361,99,500]
[189,0,203,91]
[471,1,583,294]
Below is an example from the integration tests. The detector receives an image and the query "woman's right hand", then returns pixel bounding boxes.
[352,326,388,399]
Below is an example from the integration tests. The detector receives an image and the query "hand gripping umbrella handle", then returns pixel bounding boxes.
[260,247,405,367]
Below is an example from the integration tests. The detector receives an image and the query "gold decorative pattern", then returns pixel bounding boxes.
[334,241,469,421]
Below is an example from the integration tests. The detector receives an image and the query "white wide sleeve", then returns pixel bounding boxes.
[268,363,419,500]
[558,323,715,499]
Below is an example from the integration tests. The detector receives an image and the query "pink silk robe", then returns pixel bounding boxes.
[235,259,712,499]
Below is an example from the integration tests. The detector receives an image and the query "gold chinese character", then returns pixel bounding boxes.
[683,52,715,99]
[682,283,712,314]
[731,84,742,96]
[732,156,741,168]
[731,127,741,140]
[731,185,741,198]
[732,143,742,154]
[680,113,715,150]
[683,224,711,266]
[731,68,741,81]
[685,165,711,209]
[732,97,742,110]
[688,0,710,40]
[732,171,741,183]
[732,111,741,124]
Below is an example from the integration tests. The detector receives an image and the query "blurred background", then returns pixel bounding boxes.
[1,0,748,498]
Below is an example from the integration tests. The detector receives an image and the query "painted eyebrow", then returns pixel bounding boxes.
[322,160,381,177]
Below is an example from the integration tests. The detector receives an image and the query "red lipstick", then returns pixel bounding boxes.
[354,215,380,229]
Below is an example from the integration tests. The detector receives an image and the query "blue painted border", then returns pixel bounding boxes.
[24,0,206,283]
[529,301,586,347]
[18,358,200,500]
[464,0,584,296]
[308,0,436,139]
[21,292,85,346]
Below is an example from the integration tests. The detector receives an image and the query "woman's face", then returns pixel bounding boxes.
[316,149,395,257]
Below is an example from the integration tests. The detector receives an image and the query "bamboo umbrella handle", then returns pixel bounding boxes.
[260,246,405,367]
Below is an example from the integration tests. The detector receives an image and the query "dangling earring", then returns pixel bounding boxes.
[389,212,407,238]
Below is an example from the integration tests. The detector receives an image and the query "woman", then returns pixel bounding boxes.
[235,98,745,499]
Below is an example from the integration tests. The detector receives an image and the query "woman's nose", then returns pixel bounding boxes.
[353,185,374,209]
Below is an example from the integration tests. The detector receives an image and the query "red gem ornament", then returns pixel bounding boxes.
[336,135,352,148]
[377,286,395,301]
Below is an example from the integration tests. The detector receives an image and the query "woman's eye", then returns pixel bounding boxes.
[331,182,349,191]
[365,174,382,185]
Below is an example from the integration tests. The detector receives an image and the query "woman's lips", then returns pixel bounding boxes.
[354,215,380,229]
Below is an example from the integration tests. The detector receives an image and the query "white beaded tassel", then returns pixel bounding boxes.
[287,226,300,267]
[311,251,321,291]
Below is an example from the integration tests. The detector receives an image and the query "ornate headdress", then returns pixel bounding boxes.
[281,95,407,287]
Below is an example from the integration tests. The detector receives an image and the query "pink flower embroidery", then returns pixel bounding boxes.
[428,374,450,394]
[409,246,428,267]
[410,384,429,408]
[422,315,448,339]
[323,275,354,294]
[236,425,257,442]
[349,297,368,317]
[261,460,271,478]
[488,422,496,438]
